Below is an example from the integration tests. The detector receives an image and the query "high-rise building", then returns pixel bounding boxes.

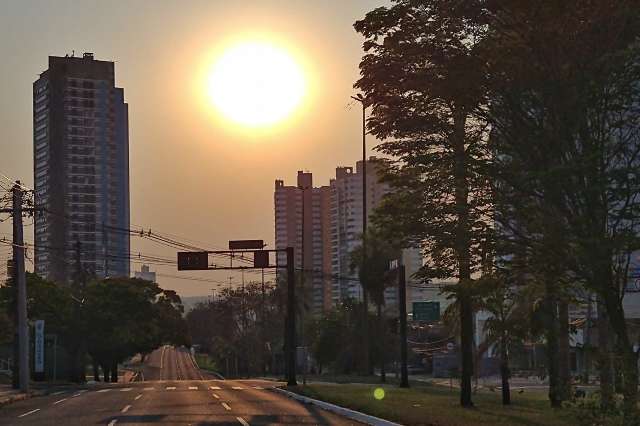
[33,53,130,283]
[330,157,421,307]
[274,159,423,313]
[274,171,332,314]
[134,264,157,283]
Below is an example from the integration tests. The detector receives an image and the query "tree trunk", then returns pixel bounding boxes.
[362,290,371,375]
[501,335,511,405]
[597,296,614,411]
[110,360,118,383]
[557,301,571,402]
[101,363,109,383]
[452,106,473,408]
[92,360,100,382]
[378,303,386,383]
[544,284,561,408]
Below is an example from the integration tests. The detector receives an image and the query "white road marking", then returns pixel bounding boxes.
[120,387,133,392]
[188,386,198,390]
[18,409,40,418]
[71,392,82,398]
[135,394,142,401]
[51,391,65,395]
[222,402,231,411]
[209,386,221,390]
[212,393,220,399]
[121,404,131,413]
[237,417,250,426]
[253,386,263,390]
[166,386,176,390]
[97,389,111,393]
[108,420,118,426]
[143,387,155,391]
[232,386,243,390]
[53,398,68,405]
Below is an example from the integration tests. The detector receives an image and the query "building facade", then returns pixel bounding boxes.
[274,172,332,314]
[275,158,424,314]
[134,264,157,283]
[33,53,130,283]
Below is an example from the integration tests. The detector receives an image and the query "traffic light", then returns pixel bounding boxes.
[177,251,209,270]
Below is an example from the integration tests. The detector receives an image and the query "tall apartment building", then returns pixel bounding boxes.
[274,158,423,313]
[274,172,332,314]
[330,158,422,307]
[33,53,130,283]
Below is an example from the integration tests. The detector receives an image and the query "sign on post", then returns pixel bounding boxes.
[229,240,264,250]
[34,320,44,374]
[177,252,209,270]
[413,301,440,322]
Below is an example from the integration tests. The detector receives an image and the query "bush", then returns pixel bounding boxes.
[563,391,624,426]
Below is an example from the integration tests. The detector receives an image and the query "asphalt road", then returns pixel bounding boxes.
[0,346,359,425]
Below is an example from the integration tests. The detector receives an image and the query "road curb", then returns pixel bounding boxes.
[0,389,46,407]
[272,387,401,426]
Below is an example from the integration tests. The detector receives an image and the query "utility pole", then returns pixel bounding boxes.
[398,264,409,388]
[12,183,29,392]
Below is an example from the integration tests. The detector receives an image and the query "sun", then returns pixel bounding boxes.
[207,41,306,127]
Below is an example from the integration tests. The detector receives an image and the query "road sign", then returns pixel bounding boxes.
[413,301,440,322]
[34,320,44,373]
[177,252,209,270]
[254,251,270,268]
[446,342,454,351]
[229,240,264,250]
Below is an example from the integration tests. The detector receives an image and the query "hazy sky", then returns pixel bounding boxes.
[0,0,387,297]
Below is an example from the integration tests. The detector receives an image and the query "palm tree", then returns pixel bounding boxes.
[350,226,399,381]
[476,275,528,405]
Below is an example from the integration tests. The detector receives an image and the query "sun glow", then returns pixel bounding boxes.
[207,41,306,128]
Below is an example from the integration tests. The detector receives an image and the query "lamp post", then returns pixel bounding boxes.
[351,93,370,374]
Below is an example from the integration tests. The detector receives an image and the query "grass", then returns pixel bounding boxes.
[194,353,217,372]
[288,382,580,426]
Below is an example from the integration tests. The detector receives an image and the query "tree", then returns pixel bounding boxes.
[355,0,492,407]
[476,274,528,405]
[350,226,399,382]
[480,1,640,416]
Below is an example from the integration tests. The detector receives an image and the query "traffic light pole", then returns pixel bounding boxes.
[286,247,297,386]
[177,243,297,386]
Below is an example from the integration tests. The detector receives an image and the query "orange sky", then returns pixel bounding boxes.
[0,0,388,297]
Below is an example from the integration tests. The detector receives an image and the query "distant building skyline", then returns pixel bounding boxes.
[33,53,130,283]
[275,158,426,313]
[134,264,156,283]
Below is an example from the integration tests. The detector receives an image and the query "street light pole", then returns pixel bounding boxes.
[351,93,370,374]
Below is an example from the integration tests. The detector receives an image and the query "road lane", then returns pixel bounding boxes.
[0,346,361,425]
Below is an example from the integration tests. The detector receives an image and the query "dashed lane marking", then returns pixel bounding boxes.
[108,420,118,426]
[209,386,221,390]
[166,386,176,390]
[51,391,65,396]
[237,417,250,426]
[135,394,143,401]
[232,386,243,390]
[212,393,220,399]
[121,405,131,413]
[18,409,40,418]
[53,398,68,405]
[71,392,82,398]
[143,387,155,391]
[97,389,111,393]
[253,386,263,390]
[188,386,198,390]
[222,402,231,411]
[120,387,133,392]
